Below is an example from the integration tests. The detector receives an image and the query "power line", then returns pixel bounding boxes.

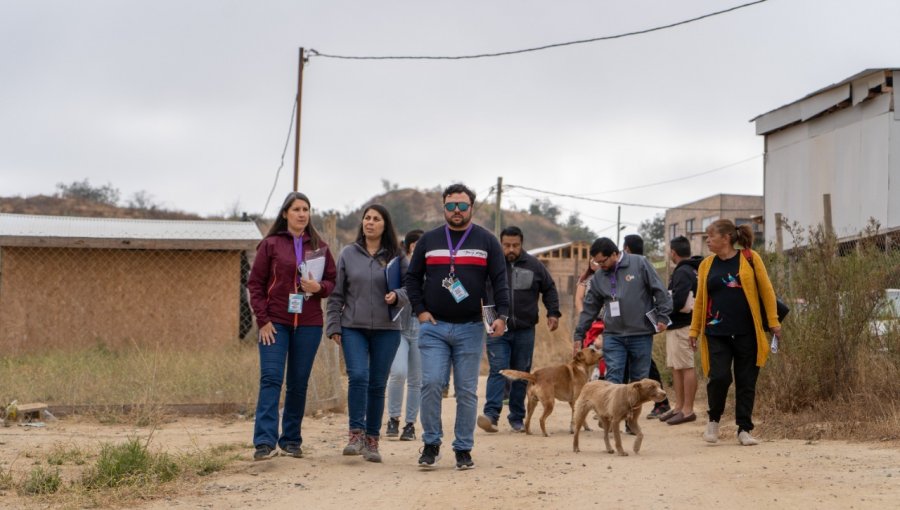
[506,183,763,212]
[308,0,769,61]
[578,154,762,196]
[261,99,298,217]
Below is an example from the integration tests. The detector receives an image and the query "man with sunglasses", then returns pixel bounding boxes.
[405,183,510,471]
[573,237,672,387]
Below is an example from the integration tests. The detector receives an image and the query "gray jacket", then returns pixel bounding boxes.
[574,253,672,340]
[325,243,409,337]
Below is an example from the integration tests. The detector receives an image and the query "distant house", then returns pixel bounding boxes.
[0,213,261,353]
[664,194,764,257]
[752,68,900,250]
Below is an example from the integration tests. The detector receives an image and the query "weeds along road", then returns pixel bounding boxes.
[3,377,899,509]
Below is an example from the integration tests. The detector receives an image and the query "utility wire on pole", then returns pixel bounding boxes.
[494,176,503,237]
[293,47,308,192]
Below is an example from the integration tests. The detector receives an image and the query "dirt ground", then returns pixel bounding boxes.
[2,377,899,510]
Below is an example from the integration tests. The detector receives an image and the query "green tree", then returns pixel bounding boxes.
[56,179,120,206]
[638,213,665,257]
[563,212,597,242]
[528,199,561,223]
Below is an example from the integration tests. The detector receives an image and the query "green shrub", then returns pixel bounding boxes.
[82,438,180,490]
[21,466,61,495]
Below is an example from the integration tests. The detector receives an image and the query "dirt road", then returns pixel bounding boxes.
[3,378,899,509]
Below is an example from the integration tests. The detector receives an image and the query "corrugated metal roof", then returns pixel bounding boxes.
[0,213,261,241]
[528,241,573,257]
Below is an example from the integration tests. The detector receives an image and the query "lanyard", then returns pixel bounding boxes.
[444,224,473,276]
[607,259,621,299]
[293,235,304,289]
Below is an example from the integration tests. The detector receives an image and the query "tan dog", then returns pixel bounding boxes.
[500,345,603,437]
[572,378,668,456]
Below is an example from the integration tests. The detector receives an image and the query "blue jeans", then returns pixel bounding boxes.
[603,334,653,384]
[387,330,422,423]
[253,324,322,449]
[418,320,484,452]
[341,328,401,437]
[484,328,535,424]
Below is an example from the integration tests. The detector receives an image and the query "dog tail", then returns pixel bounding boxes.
[572,395,593,453]
[499,369,536,383]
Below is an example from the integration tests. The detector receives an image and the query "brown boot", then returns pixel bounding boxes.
[362,435,382,463]
[343,429,365,456]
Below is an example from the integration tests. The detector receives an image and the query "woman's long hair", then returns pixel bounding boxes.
[708,219,754,249]
[265,191,322,250]
[355,204,400,262]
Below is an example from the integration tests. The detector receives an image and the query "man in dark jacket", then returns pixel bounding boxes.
[478,226,561,433]
[659,235,703,425]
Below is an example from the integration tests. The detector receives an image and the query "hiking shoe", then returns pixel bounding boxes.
[386,417,400,437]
[280,443,303,458]
[362,435,382,463]
[509,421,525,433]
[418,443,441,468]
[400,422,416,441]
[343,429,365,456]
[703,421,720,443]
[253,444,276,461]
[454,450,474,470]
[477,415,498,433]
[738,430,760,446]
[647,403,670,419]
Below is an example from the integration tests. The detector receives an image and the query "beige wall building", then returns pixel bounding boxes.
[664,194,764,259]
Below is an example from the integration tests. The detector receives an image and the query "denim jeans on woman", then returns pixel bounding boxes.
[387,330,422,423]
[341,327,402,437]
[484,328,535,424]
[418,320,484,452]
[253,324,322,449]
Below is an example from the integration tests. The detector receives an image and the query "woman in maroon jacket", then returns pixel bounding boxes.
[247,192,337,460]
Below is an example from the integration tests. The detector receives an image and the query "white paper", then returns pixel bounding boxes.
[645,308,673,333]
[303,256,326,281]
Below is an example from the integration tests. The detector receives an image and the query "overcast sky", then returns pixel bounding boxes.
[2,0,898,238]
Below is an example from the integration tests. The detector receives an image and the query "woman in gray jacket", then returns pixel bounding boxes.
[326,204,406,463]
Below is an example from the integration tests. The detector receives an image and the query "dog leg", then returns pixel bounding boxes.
[601,418,614,454]
[539,399,554,437]
[611,418,628,456]
[572,400,589,452]
[525,395,538,435]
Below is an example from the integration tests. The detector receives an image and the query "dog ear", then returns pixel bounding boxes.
[574,350,585,362]
[627,382,640,408]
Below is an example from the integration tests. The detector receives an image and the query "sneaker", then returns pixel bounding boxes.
[400,422,416,441]
[454,450,474,470]
[647,403,670,419]
[362,435,382,463]
[386,417,400,437]
[509,421,525,433]
[738,430,760,446]
[280,443,303,458]
[343,429,365,456]
[477,415,498,433]
[703,421,720,443]
[418,443,441,468]
[253,444,276,461]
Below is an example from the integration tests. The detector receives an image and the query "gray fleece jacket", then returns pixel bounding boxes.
[325,243,409,337]
[574,252,672,340]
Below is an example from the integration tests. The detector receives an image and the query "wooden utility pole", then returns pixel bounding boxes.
[494,176,503,236]
[616,205,622,247]
[823,194,833,234]
[774,212,784,253]
[293,47,307,192]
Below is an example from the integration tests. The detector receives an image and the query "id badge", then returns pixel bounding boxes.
[288,293,304,313]
[608,300,621,317]
[448,280,470,303]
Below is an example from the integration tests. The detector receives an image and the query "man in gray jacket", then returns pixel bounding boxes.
[573,237,672,384]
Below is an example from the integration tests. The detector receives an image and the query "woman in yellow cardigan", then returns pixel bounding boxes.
[688,219,782,446]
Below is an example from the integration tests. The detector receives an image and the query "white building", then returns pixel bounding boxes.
[752,68,900,249]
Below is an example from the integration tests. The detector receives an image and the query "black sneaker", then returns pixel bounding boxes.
[400,422,416,441]
[454,450,474,470]
[253,444,276,461]
[281,443,302,458]
[386,417,400,437]
[418,443,441,468]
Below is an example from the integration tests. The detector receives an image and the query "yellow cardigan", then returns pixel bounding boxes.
[689,249,781,376]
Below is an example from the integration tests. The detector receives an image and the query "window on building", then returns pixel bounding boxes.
[701,216,719,230]
[685,218,695,233]
[669,223,678,239]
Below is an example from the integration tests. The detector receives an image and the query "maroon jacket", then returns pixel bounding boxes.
[248,230,337,328]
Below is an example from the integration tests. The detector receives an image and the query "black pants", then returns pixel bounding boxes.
[706,333,759,431]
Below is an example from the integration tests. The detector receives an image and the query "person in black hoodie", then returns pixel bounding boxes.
[477,226,561,434]
[659,235,703,425]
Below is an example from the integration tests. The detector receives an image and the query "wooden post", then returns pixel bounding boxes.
[494,176,503,237]
[293,47,307,192]
[774,212,784,253]
[823,194,833,234]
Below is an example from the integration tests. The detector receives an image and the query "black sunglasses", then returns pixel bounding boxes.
[444,202,471,212]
